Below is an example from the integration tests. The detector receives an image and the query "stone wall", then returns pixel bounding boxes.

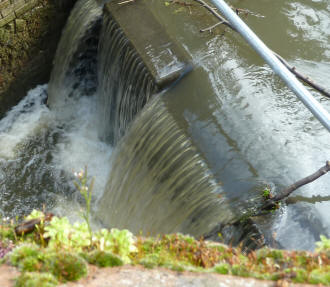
[0,0,40,28]
[0,0,75,118]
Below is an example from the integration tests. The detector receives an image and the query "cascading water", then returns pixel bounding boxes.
[97,95,237,237]
[97,14,157,144]
[47,0,102,109]
[0,0,111,219]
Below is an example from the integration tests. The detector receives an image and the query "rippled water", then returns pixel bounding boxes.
[147,0,330,250]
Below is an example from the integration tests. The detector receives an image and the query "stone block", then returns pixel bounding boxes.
[15,18,25,31]
[0,0,10,11]
[1,5,14,17]
[0,11,15,27]
[15,0,38,17]
[13,0,25,11]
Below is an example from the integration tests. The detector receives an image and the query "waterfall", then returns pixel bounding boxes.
[47,0,102,109]
[97,14,158,145]
[96,95,238,237]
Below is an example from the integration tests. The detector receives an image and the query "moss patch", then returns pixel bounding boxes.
[15,272,58,287]
[1,211,330,286]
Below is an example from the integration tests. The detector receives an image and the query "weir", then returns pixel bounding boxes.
[0,0,329,251]
[97,0,190,144]
[97,95,236,237]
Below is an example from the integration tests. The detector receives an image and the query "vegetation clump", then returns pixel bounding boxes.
[15,272,58,287]
[83,250,124,267]
[0,211,330,286]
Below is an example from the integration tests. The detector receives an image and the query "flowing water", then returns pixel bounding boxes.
[97,14,157,145]
[0,0,329,250]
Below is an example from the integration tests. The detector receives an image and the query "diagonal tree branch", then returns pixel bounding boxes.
[262,161,330,210]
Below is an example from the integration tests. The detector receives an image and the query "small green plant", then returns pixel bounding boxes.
[44,217,90,251]
[84,250,124,267]
[9,243,41,267]
[315,235,330,252]
[214,263,230,274]
[262,187,271,199]
[15,272,58,287]
[74,167,94,243]
[44,251,88,282]
[94,228,137,263]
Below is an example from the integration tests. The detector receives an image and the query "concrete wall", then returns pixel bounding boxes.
[0,0,75,117]
[0,0,39,28]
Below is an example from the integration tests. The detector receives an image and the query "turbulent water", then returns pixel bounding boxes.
[0,0,329,251]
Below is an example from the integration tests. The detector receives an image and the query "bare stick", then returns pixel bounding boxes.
[286,195,330,205]
[200,21,224,33]
[118,0,135,5]
[192,0,330,99]
[262,161,330,210]
[193,0,236,30]
[273,52,330,99]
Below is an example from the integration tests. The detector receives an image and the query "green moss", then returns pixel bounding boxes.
[9,244,41,267]
[309,268,330,285]
[231,264,250,277]
[19,256,43,272]
[44,251,87,282]
[2,210,330,285]
[256,248,284,263]
[162,260,186,272]
[85,250,124,267]
[15,272,58,287]
[138,254,160,269]
[0,225,15,241]
[286,268,308,283]
[214,263,230,274]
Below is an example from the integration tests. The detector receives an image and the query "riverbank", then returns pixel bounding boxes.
[0,264,323,287]
[0,211,329,286]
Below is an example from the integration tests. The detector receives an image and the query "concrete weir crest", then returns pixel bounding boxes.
[97,0,191,144]
[104,0,191,89]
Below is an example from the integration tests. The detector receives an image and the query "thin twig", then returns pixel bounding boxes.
[118,0,135,5]
[200,21,224,33]
[262,161,330,210]
[286,195,330,205]
[192,0,330,99]
[273,52,330,99]
[193,0,235,31]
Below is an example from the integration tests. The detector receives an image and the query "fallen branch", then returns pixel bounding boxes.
[200,21,224,33]
[262,161,330,210]
[286,194,330,205]
[193,0,235,30]
[273,52,330,99]
[193,0,330,99]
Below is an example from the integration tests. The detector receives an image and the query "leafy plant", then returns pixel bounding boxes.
[262,187,271,199]
[94,228,137,263]
[315,235,330,252]
[44,217,90,251]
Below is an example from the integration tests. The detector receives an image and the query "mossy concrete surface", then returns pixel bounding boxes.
[105,0,191,89]
[0,0,76,118]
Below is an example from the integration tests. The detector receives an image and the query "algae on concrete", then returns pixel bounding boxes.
[0,0,75,118]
